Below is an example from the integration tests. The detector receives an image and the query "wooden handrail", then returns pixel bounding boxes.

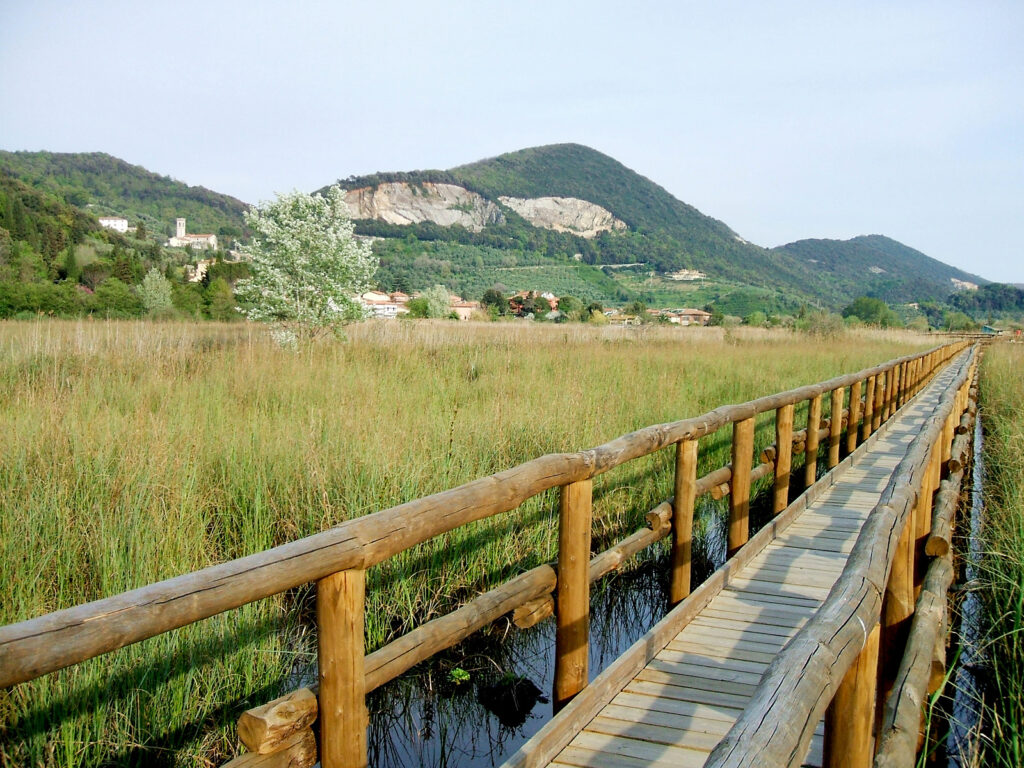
[703,344,976,768]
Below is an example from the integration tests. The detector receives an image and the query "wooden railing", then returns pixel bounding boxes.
[0,340,970,768]
[705,344,979,768]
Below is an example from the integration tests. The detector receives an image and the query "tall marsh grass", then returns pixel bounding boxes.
[976,341,1024,767]
[0,319,931,767]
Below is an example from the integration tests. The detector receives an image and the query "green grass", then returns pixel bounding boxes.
[0,319,931,767]
[976,341,1024,767]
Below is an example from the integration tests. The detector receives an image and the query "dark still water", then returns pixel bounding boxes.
[364,515,727,768]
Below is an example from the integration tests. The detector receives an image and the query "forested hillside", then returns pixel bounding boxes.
[0,170,248,320]
[0,151,249,238]
[773,235,988,304]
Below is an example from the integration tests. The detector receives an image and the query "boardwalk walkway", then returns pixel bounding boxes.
[511,358,960,768]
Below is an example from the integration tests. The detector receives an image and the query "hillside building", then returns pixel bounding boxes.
[167,218,218,250]
[98,216,129,233]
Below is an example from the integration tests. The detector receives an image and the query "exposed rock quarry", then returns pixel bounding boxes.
[343,182,503,232]
[498,196,627,238]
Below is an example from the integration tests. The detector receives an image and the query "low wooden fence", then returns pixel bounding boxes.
[0,340,970,767]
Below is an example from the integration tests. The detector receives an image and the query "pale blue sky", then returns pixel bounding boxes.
[1,1,1021,281]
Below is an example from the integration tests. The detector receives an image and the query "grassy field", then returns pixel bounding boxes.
[0,319,932,767]
[976,341,1024,767]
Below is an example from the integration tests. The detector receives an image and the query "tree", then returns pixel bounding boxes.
[138,267,174,315]
[234,186,378,343]
[135,221,147,240]
[205,277,237,321]
[481,288,507,316]
[841,296,900,327]
[423,284,452,318]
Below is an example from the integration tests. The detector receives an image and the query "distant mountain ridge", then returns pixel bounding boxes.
[0,144,993,310]
[0,151,249,238]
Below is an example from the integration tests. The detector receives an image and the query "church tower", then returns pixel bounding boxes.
[176,218,186,239]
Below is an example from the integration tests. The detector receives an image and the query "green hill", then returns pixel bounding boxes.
[773,235,988,305]
[329,144,992,310]
[0,151,249,239]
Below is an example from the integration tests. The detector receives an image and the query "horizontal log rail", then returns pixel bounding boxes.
[704,344,978,768]
[0,339,970,768]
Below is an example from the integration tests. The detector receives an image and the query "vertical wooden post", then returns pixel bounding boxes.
[804,395,822,489]
[880,513,915,705]
[861,375,876,442]
[670,439,698,604]
[847,380,862,453]
[823,620,881,768]
[895,362,905,408]
[883,367,896,421]
[773,404,794,515]
[728,417,755,557]
[872,372,884,432]
[318,569,367,768]
[828,387,844,469]
[941,410,955,474]
[554,479,592,710]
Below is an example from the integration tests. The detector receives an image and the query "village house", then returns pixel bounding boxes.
[167,218,218,250]
[98,216,129,233]
[451,299,482,321]
[359,291,410,318]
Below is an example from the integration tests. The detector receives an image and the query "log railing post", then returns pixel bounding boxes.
[317,568,367,768]
[872,372,884,432]
[670,439,699,604]
[828,387,844,469]
[883,366,896,422]
[804,395,822,489]
[847,380,862,453]
[824,620,881,768]
[728,417,755,557]
[861,375,876,442]
[880,511,915,708]
[554,479,592,709]
[773,405,794,515]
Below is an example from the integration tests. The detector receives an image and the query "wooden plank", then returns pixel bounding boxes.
[654,649,769,676]
[588,715,723,751]
[573,730,714,765]
[646,657,766,685]
[610,691,742,723]
[625,679,754,709]
[599,704,736,736]
[633,667,759,697]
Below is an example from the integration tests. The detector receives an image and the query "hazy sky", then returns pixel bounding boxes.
[2,1,1021,282]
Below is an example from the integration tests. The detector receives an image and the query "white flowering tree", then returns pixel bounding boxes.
[235,186,377,344]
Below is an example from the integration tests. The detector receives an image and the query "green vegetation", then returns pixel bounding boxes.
[0,320,930,767]
[841,296,903,327]
[0,151,249,238]
[0,170,250,320]
[774,235,988,305]
[976,342,1024,767]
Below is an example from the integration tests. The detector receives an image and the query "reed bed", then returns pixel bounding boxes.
[975,341,1024,767]
[0,319,930,767]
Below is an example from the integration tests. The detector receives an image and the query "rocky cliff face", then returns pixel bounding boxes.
[343,182,504,231]
[498,196,627,238]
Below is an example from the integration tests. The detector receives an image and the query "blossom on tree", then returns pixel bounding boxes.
[235,186,377,342]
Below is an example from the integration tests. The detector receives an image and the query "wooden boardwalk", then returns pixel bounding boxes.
[519,360,960,768]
